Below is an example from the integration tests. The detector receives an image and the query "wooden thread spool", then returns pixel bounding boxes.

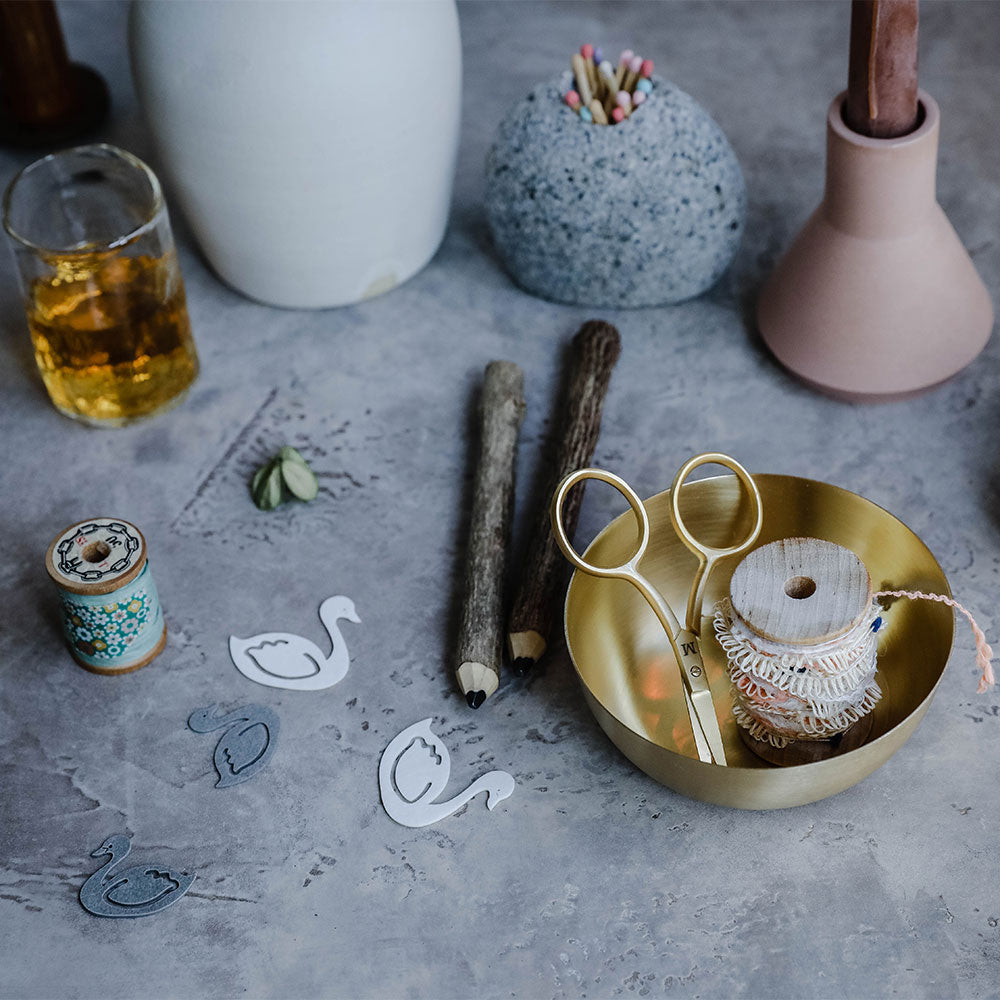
[719,537,881,766]
[45,518,167,675]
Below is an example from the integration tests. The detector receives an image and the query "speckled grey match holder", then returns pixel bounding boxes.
[485,73,746,308]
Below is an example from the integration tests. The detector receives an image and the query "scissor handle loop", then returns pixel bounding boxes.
[669,452,763,562]
[551,468,650,579]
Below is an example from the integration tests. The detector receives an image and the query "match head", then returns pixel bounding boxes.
[565,89,581,107]
[629,55,643,73]
[598,60,615,81]
[640,58,654,77]
[580,43,594,59]
[632,90,646,106]
[611,106,625,123]
[636,77,652,95]
[579,106,593,123]
[619,49,634,65]
[616,90,631,109]
[594,47,604,64]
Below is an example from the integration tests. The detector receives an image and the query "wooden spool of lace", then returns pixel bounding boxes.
[722,537,879,766]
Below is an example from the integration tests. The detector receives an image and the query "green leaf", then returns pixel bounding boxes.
[282,456,318,501]
[264,463,286,510]
[251,460,274,496]
[253,463,285,510]
[280,446,309,467]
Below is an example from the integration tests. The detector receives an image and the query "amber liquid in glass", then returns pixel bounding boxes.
[27,250,198,424]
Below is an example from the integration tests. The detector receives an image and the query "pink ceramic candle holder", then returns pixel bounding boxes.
[758,90,993,401]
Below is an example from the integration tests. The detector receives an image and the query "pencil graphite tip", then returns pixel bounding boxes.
[511,657,534,677]
[466,690,486,709]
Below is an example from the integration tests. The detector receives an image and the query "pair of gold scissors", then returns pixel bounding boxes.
[551,453,763,766]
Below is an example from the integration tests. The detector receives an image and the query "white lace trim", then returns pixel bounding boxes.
[714,600,881,699]
[714,598,883,744]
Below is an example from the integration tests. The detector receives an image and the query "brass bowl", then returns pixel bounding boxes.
[563,473,953,809]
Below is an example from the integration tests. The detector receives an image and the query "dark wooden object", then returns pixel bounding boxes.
[739,712,874,766]
[456,361,526,709]
[845,0,920,139]
[506,320,621,673]
[0,0,108,147]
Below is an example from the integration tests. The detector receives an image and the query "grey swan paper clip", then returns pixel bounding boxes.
[79,834,194,918]
[188,703,279,788]
[229,595,360,691]
[379,718,515,828]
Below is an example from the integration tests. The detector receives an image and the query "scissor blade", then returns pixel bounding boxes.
[688,687,727,765]
[684,689,712,763]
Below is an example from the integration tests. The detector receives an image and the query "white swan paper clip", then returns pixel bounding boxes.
[379,718,515,828]
[229,595,360,691]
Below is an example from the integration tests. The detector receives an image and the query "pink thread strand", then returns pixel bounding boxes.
[874,590,995,693]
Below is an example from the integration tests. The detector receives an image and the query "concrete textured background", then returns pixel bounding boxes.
[1,2,999,998]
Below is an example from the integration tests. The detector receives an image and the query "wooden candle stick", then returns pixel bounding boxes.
[506,320,621,673]
[456,361,526,708]
[845,0,920,138]
[0,0,109,147]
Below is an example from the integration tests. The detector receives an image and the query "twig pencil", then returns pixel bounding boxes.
[506,321,621,673]
[457,361,526,708]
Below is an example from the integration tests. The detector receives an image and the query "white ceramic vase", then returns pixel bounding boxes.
[129,0,461,309]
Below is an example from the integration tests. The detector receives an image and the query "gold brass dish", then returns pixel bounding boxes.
[563,473,954,809]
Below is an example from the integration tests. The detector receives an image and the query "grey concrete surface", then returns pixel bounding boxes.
[1,2,999,998]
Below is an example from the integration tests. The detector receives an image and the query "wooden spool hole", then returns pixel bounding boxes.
[82,540,111,563]
[730,537,872,645]
[783,575,816,600]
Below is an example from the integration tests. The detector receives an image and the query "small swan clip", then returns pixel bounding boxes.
[229,595,360,691]
[188,703,280,788]
[79,834,194,918]
[379,718,515,828]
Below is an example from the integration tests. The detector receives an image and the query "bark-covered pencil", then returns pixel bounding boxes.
[456,361,526,708]
[506,321,621,673]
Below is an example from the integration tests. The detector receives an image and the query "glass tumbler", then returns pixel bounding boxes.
[3,143,199,426]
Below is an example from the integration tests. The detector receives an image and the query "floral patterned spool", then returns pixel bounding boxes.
[45,518,166,675]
